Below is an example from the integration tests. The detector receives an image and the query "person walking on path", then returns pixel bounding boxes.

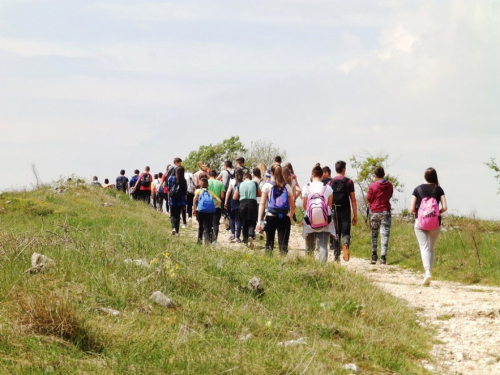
[331,160,357,262]
[367,166,393,265]
[257,164,295,255]
[193,178,221,245]
[208,170,225,243]
[410,167,447,286]
[233,172,261,249]
[116,170,129,194]
[134,166,153,204]
[302,164,336,263]
[168,167,188,236]
[225,168,243,242]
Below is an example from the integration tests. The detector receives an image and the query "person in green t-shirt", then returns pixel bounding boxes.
[208,170,226,244]
[233,172,261,249]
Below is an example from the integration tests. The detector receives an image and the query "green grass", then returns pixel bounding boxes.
[351,214,500,285]
[0,183,433,374]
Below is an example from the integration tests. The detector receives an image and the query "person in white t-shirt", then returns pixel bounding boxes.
[302,163,336,263]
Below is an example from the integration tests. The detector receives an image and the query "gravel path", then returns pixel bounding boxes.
[187,219,500,374]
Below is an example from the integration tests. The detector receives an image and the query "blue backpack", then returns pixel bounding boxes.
[198,189,216,213]
[268,182,290,218]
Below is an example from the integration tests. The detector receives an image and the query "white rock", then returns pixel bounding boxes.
[124,259,151,268]
[455,352,464,361]
[149,291,175,308]
[342,363,361,373]
[239,333,252,341]
[486,357,498,365]
[97,307,120,316]
[423,364,435,372]
[248,277,264,294]
[277,337,307,347]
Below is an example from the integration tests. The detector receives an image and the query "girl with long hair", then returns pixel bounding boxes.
[257,164,295,254]
[410,167,447,285]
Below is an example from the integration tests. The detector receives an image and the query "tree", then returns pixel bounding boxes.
[350,152,404,223]
[485,158,500,193]
[182,136,246,173]
[243,140,287,169]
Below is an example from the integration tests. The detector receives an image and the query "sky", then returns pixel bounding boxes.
[1,0,499,218]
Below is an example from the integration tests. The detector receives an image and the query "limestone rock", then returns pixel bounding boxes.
[124,258,151,268]
[342,363,361,373]
[97,307,120,316]
[278,337,307,347]
[248,277,264,294]
[26,253,55,274]
[149,291,175,308]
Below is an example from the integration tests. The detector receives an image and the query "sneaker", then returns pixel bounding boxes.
[236,238,242,243]
[342,244,350,262]
[248,237,255,250]
[211,240,217,246]
[370,253,378,265]
[171,230,176,236]
[229,235,235,242]
[181,224,187,229]
[423,271,432,286]
[380,255,387,265]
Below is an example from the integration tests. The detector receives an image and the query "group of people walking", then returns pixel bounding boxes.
[92,156,447,286]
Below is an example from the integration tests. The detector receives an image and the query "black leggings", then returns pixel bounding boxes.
[170,205,182,233]
[264,215,291,254]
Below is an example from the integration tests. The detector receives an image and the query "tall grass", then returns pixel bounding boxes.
[351,213,500,285]
[0,183,433,374]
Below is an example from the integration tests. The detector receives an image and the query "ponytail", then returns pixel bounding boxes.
[271,164,286,189]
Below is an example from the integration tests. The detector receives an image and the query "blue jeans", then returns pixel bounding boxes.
[332,210,351,259]
[229,209,241,239]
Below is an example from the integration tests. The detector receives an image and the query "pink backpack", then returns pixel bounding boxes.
[306,184,329,229]
[417,187,440,230]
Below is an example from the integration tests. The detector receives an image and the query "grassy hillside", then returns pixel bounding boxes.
[0,182,432,374]
[351,214,500,285]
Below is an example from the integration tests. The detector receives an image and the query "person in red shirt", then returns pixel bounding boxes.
[134,166,153,204]
[366,166,393,265]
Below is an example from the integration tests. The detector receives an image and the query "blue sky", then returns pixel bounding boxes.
[1,0,499,218]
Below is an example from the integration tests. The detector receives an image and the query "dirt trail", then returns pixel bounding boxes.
[188,220,500,374]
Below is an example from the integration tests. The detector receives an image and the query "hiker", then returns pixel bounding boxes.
[193,177,221,245]
[160,166,173,214]
[193,162,210,188]
[331,160,357,262]
[115,170,129,194]
[410,167,447,286]
[90,176,102,187]
[283,162,301,200]
[129,170,140,199]
[152,174,161,210]
[155,172,164,212]
[168,166,188,236]
[233,172,261,249]
[102,179,114,189]
[235,157,250,175]
[367,167,394,265]
[225,168,243,242]
[218,160,234,191]
[257,164,295,255]
[302,163,335,263]
[208,170,225,243]
[134,166,153,204]
[185,169,196,224]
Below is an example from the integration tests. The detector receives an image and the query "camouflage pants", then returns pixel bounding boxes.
[370,211,391,255]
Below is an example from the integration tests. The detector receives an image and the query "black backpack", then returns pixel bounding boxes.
[116,176,128,192]
[139,173,151,188]
[332,177,350,211]
[223,170,234,193]
[170,183,182,200]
